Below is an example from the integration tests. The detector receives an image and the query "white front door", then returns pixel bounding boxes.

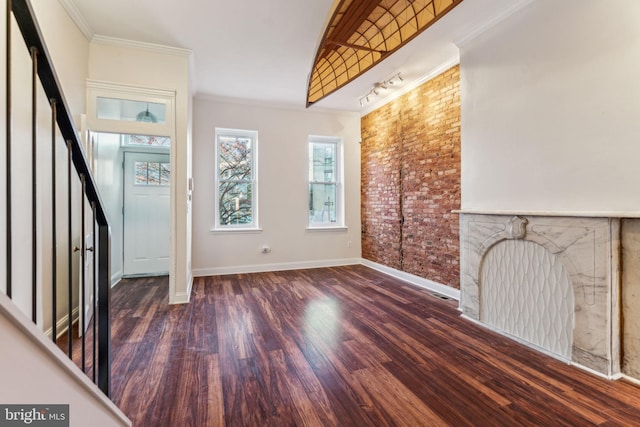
[123,152,170,276]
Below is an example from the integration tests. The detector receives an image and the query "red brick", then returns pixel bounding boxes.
[361,65,460,289]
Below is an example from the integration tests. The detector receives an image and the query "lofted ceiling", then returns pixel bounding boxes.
[63,0,528,112]
[306,0,464,107]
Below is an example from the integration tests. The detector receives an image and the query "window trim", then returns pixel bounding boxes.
[308,135,344,228]
[214,128,259,230]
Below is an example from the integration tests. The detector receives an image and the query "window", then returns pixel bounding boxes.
[125,134,171,147]
[135,161,170,185]
[96,97,167,124]
[309,136,343,227]
[215,128,258,229]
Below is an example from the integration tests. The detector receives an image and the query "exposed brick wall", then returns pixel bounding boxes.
[361,101,403,271]
[361,65,461,288]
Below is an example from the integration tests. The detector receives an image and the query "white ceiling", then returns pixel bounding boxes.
[64,0,528,112]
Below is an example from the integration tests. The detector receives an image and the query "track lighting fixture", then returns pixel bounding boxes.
[358,73,404,107]
[387,73,404,86]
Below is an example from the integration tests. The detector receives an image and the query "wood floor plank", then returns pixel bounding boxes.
[107,266,640,426]
[269,349,329,427]
[353,366,450,427]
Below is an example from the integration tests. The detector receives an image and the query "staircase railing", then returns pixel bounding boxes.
[4,0,111,396]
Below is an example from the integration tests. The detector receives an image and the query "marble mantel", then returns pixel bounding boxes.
[459,213,620,376]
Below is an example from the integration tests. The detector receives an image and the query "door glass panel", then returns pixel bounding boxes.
[147,162,160,185]
[134,161,170,186]
[160,163,170,185]
[135,161,148,184]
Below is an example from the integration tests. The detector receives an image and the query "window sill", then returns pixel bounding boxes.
[306,226,348,232]
[210,227,263,234]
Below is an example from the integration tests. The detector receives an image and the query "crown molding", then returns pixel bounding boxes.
[360,55,460,117]
[196,93,360,116]
[86,79,176,98]
[454,0,535,48]
[57,0,94,40]
[91,35,192,58]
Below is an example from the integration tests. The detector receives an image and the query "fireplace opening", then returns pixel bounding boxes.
[480,239,574,360]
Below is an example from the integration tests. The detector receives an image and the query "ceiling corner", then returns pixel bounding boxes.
[90,35,193,58]
[57,0,94,40]
[360,55,460,117]
[454,0,535,48]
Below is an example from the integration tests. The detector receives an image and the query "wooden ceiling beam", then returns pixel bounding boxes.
[330,0,383,45]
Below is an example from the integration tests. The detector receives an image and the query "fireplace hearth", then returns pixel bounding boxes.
[459,213,620,376]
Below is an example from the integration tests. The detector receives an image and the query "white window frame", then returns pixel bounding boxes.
[307,135,345,229]
[214,128,259,231]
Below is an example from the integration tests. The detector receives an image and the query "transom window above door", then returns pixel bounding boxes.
[87,82,175,141]
[97,97,167,124]
[124,134,171,147]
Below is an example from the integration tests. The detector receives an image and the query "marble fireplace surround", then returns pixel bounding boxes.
[459,213,620,376]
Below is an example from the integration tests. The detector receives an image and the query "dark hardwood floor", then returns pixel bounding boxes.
[56,310,97,382]
[109,265,640,426]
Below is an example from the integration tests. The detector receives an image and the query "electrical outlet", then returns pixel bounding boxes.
[348,240,352,248]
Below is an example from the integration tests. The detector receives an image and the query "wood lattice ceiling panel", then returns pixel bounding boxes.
[306,0,464,107]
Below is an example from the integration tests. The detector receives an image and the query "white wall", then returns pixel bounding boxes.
[1,0,87,331]
[0,4,5,297]
[94,133,124,284]
[33,0,89,335]
[192,99,361,275]
[460,0,640,213]
[31,0,89,125]
[89,40,193,303]
[0,293,130,426]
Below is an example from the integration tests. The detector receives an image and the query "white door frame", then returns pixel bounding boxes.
[123,151,171,276]
[86,81,176,295]
[78,124,95,337]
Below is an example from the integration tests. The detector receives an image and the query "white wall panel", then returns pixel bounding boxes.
[191,99,361,273]
[460,0,640,212]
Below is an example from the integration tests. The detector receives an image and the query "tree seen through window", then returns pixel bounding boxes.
[217,134,255,226]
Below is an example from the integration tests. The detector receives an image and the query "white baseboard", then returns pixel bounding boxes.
[360,259,460,301]
[192,258,362,277]
[461,313,624,381]
[170,275,193,305]
[111,270,123,288]
[461,313,573,364]
[170,292,191,304]
[44,307,80,340]
[192,258,460,303]
[619,373,640,385]
[570,362,618,381]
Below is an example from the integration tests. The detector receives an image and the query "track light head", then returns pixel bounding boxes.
[387,73,404,86]
[358,72,404,107]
